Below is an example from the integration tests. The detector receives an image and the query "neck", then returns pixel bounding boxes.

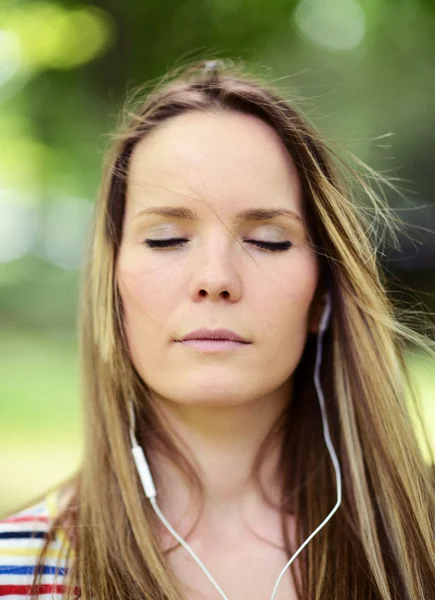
[145,380,292,543]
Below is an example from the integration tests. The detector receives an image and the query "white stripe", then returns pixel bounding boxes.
[0,596,65,600]
[0,555,68,568]
[0,522,50,533]
[0,538,63,550]
[13,503,47,518]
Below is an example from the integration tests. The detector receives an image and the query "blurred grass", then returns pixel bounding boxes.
[404,350,435,464]
[0,328,434,517]
[0,327,82,517]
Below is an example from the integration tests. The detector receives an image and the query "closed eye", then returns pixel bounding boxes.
[143,238,292,252]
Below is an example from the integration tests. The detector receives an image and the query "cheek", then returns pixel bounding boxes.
[116,255,184,366]
[254,254,319,335]
[117,260,182,382]
[118,257,180,318]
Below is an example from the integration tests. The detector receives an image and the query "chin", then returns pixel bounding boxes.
[163,380,256,407]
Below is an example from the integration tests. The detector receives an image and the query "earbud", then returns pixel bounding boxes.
[319,290,332,334]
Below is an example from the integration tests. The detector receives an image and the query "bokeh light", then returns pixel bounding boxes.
[294,0,366,51]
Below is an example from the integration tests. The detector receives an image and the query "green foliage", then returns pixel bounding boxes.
[0,0,434,512]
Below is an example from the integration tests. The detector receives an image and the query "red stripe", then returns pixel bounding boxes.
[3,516,49,523]
[0,583,80,595]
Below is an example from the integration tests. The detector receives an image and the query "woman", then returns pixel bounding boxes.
[1,58,434,600]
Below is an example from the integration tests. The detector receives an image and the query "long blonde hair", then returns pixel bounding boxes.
[32,58,435,599]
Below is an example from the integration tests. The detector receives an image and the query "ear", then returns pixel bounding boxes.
[308,288,329,334]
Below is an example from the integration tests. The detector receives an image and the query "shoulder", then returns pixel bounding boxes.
[0,489,72,598]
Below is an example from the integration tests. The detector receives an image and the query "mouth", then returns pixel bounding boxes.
[179,328,250,344]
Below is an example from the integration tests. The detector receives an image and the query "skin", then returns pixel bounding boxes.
[116,110,325,599]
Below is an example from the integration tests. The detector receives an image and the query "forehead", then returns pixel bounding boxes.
[125,110,304,221]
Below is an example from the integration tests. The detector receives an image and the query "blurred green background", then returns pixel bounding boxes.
[1,0,435,517]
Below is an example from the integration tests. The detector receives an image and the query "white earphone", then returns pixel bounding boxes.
[130,290,340,599]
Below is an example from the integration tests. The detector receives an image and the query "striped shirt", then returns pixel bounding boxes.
[0,490,76,598]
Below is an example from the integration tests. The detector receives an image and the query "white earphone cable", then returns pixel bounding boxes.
[270,291,341,599]
[130,290,341,600]
[150,496,231,600]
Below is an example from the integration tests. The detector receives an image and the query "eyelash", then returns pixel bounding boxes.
[144,238,292,252]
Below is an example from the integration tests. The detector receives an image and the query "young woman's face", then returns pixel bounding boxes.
[116,110,321,407]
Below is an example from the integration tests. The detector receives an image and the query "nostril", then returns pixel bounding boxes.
[197,289,230,298]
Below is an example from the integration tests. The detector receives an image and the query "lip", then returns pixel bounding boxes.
[177,339,249,353]
[178,328,250,343]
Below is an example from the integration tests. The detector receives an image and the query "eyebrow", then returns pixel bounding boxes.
[133,206,305,227]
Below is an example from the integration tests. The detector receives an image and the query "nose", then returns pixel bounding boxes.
[188,237,242,303]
